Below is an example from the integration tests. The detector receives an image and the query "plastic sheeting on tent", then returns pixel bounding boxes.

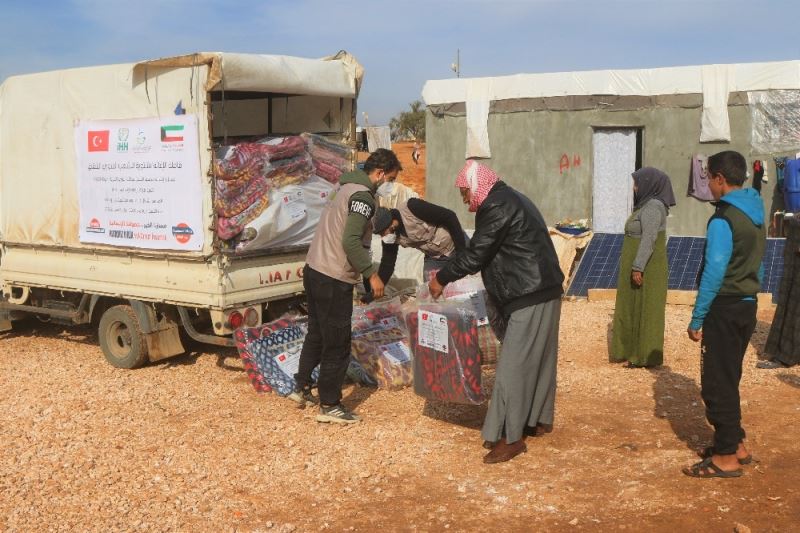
[365,126,391,152]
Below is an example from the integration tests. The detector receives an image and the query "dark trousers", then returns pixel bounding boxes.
[700,296,757,455]
[295,266,354,406]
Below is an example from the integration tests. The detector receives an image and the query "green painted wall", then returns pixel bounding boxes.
[425,104,788,236]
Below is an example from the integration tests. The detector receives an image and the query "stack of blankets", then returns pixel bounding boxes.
[234,314,374,395]
[214,134,353,242]
[234,315,314,395]
[302,133,352,184]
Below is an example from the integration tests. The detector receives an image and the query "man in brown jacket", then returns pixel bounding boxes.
[291,148,401,424]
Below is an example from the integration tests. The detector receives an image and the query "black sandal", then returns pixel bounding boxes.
[682,457,743,478]
[698,446,754,465]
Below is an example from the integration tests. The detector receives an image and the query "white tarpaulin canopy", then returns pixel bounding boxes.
[422,60,800,156]
[134,51,363,97]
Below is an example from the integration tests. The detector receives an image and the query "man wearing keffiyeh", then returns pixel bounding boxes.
[429,159,564,464]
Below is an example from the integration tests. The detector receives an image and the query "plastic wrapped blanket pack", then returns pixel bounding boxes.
[405,290,484,405]
[350,298,414,389]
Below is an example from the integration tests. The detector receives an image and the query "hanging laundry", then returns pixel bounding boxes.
[775,156,789,192]
[753,160,764,195]
[688,154,715,201]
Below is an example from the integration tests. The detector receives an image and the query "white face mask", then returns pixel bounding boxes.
[381,232,397,244]
[376,181,396,198]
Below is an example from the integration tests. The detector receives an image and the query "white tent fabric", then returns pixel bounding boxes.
[423,60,800,147]
[365,126,391,151]
[465,79,492,158]
[700,64,734,142]
[422,60,800,104]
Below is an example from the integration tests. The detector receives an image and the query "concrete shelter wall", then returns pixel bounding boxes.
[426,103,788,236]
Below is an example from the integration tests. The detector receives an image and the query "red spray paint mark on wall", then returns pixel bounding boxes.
[560,154,582,175]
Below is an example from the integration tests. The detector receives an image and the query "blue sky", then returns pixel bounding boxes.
[1,0,798,125]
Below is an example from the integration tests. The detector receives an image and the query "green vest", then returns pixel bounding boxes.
[710,203,765,296]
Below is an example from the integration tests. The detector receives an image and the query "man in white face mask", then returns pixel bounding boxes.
[375,180,396,199]
[365,200,468,300]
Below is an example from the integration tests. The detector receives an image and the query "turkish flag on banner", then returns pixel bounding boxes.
[87,130,109,152]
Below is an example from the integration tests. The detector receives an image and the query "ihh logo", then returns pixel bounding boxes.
[117,128,129,152]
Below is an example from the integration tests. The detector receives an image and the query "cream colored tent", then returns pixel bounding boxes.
[0,51,362,253]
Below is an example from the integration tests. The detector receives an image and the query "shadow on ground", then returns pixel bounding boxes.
[650,366,712,450]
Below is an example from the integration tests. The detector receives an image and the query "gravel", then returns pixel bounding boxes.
[1,301,798,531]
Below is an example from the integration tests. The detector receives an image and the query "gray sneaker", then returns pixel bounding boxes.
[287,386,318,408]
[316,404,360,424]
[756,359,787,369]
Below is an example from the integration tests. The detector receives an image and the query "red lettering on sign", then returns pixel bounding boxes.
[573,154,581,168]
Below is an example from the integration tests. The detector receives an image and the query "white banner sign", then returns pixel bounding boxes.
[75,115,204,250]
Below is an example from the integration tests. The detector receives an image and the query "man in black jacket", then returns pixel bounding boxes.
[429,160,564,464]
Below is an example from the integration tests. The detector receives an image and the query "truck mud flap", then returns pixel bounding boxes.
[128,299,185,361]
[0,309,11,332]
[145,327,185,362]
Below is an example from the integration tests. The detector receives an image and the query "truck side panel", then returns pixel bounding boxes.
[0,246,305,309]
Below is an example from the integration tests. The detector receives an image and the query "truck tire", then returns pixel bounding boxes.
[98,305,149,369]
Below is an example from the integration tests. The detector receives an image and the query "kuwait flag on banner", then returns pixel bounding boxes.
[160,124,184,142]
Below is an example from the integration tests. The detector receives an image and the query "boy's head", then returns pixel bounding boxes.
[707,150,747,200]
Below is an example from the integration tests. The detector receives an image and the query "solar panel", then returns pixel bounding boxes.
[666,237,706,290]
[565,233,623,297]
[566,234,785,303]
[762,238,785,302]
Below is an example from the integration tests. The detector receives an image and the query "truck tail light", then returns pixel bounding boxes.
[228,311,244,330]
[243,307,259,327]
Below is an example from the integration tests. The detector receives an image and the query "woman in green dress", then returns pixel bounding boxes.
[611,167,676,367]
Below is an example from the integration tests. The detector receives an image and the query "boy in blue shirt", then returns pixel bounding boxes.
[684,150,765,478]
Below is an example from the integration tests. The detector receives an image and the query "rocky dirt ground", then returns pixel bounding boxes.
[1,300,798,532]
[359,141,426,198]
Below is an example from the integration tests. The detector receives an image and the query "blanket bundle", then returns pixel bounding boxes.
[215,134,353,241]
[234,315,305,394]
[351,298,413,389]
[405,302,484,405]
[302,133,353,184]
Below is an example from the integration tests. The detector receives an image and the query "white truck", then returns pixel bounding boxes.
[0,51,362,368]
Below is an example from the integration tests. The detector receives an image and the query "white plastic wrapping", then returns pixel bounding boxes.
[749,90,800,154]
[236,175,336,252]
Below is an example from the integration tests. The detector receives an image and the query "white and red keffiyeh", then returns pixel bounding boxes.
[455,160,500,212]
